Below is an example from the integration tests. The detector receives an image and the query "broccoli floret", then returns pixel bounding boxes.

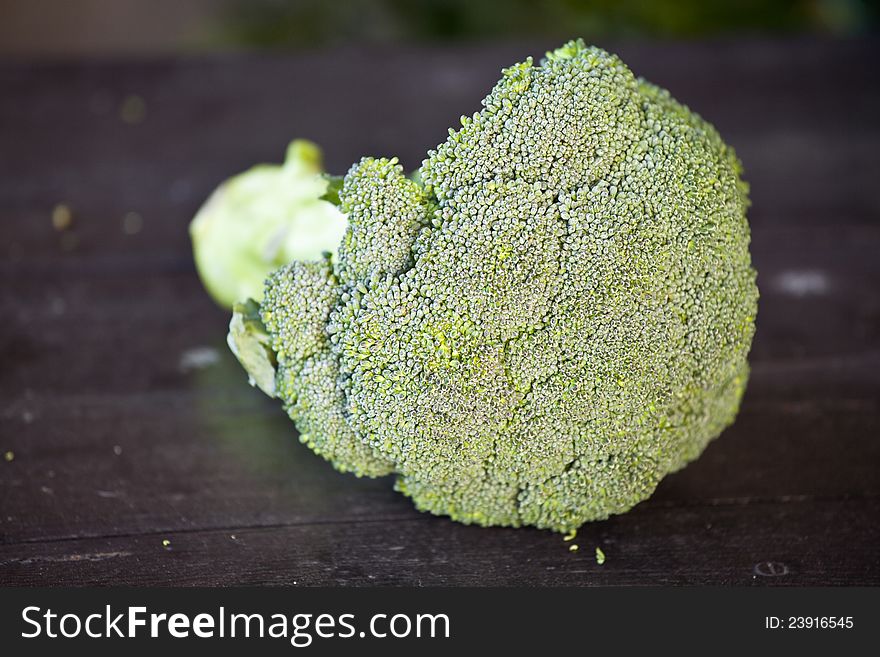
[227,40,758,532]
[190,140,347,309]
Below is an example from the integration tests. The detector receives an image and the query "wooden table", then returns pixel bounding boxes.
[1,40,878,586]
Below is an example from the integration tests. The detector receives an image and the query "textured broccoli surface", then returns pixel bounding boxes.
[230,40,758,532]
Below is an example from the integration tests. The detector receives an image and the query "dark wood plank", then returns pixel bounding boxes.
[1,39,879,585]
[1,499,876,586]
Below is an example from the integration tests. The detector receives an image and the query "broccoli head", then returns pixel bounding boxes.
[228,40,758,532]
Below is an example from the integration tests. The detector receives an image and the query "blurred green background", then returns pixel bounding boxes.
[0,0,876,56]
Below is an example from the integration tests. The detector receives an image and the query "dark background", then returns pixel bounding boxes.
[0,0,878,56]
[1,1,878,585]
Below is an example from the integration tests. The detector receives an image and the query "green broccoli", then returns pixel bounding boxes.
[225,40,758,533]
[190,139,347,309]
